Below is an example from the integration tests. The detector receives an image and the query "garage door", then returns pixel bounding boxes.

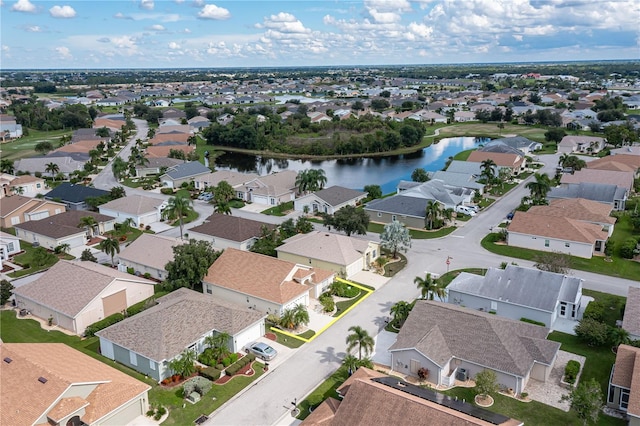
[233,322,264,352]
[101,397,144,426]
[102,290,127,317]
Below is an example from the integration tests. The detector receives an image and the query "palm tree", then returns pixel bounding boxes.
[558,153,570,168]
[98,237,120,266]
[279,308,296,330]
[480,159,497,183]
[78,215,97,238]
[292,304,310,329]
[214,200,232,215]
[295,169,311,194]
[390,300,413,328]
[162,195,195,239]
[204,332,231,361]
[111,157,128,181]
[308,169,327,192]
[45,162,60,179]
[0,159,14,174]
[525,172,552,205]
[414,273,445,300]
[119,217,135,234]
[343,354,360,375]
[11,186,24,195]
[424,200,442,230]
[345,325,375,360]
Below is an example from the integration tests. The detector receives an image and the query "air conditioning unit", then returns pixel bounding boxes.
[456,368,468,382]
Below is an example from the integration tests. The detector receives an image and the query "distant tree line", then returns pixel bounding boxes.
[9,99,96,132]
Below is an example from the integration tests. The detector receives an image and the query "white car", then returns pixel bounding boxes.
[455,205,477,216]
[246,342,278,361]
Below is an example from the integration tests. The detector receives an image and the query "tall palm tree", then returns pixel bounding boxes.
[343,354,360,375]
[295,169,311,194]
[98,237,120,266]
[345,325,375,360]
[45,162,60,179]
[204,332,231,361]
[308,169,327,192]
[162,195,195,239]
[390,300,413,328]
[525,172,552,205]
[78,215,97,238]
[0,159,14,174]
[558,153,570,168]
[414,273,445,300]
[424,200,442,230]
[111,157,128,181]
[480,159,497,183]
[11,186,24,195]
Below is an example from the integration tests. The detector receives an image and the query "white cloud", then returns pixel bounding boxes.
[2,45,9,52]
[140,0,154,10]
[49,5,76,18]
[168,41,180,49]
[25,25,41,32]
[148,24,166,31]
[182,28,191,33]
[198,4,230,20]
[55,46,72,59]
[259,12,310,34]
[11,0,36,12]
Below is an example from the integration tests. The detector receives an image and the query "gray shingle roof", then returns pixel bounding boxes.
[389,301,560,377]
[14,210,115,239]
[96,288,265,362]
[189,213,274,242]
[163,161,210,180]
[313,186,367,206]
[277,231,371,266]
[448,265,583,312]
[44,182,110,203]
[365,195,430,218]
[99,195,164,216]
[548,182,627,204]
[429,171,485,191]
[13,260,154,317]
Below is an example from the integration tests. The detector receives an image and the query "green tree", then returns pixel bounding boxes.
[295,216,314,234]
[345,325,375,360]
[475,370,499,399]
[560,378,604,425]
[364,184,382,199]
[563,155,587,171]
[162,195,195,239]
[32,247,56,267]
[295,168,327,193]
[1,279,15,305]
[250,225,280,257]
[0,159,14,174]
[168,349,196,379]
[111,156,128,181]
[424,200,442,230]
[204,332,231,361]
[45,162,60,178]
[95,126,110,137]
[164,239,220,291]
[215,180,235,203]
[213,199,232,215]
[545,127,566,143]
[35,141,54,155]
[414,273,445,301]
[574,318,610,347]
[109,186,126,199]
[98,237,120,266]
[390,300,413,328]
[525,172,552,205]
[380,220,411,259]
[292,303,310,328]
[329,205,369,236]
[80,248,97,262]
[411,168,429,182]
[480,159,497,183]
[78,215,97,238]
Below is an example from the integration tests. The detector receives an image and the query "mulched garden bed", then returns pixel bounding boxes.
[265,332,277,341]
[214,362,255,385]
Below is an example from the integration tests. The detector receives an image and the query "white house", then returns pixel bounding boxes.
[294,186,368,215]
[99,195,166,228]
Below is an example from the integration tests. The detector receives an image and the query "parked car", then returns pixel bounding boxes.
[506,211,515,220]
[246,342,278,360]
[455,205,476,216]
[198,192,213,201]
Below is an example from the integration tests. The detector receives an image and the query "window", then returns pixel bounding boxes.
[392,215,397,221]
[621,389,630,410]
[129,351,137,366]
[7,242,14,252]
[544,239,550,247]
[10,217,19,225]
[55,209,61,214]
[36,183,41,188]
[377,212,382,217]
[271,199,275,205]
[149,359,156,370]
[206,285,212,295]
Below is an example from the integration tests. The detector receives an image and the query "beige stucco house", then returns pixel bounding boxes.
[0,195,66,228]
[117,233,184,281]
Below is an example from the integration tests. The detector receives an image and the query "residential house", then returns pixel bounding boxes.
[0,195,66,228]
[364,195,431,229]
[507,210,608,258]
[454,110,477,122]
[389,301,560,395]
[588,154,640,178]
[447,265,584,329]
[14,210,115,250]
[202,248,335,316]
[0,343,151,426]
[148,132,190,145]
[44,182,111,211]
[160,161,210,189]
[97,288,266,382]
[561,169,634,192]
[446,160,498,177]
[93,116,125,132]
[548,182,628,211]
[558,135,605,154]
[467,151,526,175]
[145,144,195,159]
[484,136,543,155]
[428,171,485,195]
[14,156,86,178]
[13,260,155,335]
[117,233,183,281]
[622,287,640,341]
[611,145,640,156]
[302,367,522,426]
[194,170,260,192]
[294,185,368,215]
[607,345,640,425]
[134,157,183,178]
[0,231,21,270]
[0,116,23,140]
[99,195,166,228]
[527,198,616,236]
[188,213,275,251]
[156,124,190,134]
[277,231,380,279]
[1,174,47,198]
[237,170,299,206]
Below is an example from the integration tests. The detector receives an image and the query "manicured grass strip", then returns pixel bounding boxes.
[296,366,350,420]
[268,328,306,348]
[438,268,486,287]
[261,201,294,216]
[368,222,456,239]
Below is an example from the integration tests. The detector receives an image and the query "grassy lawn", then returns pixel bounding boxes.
[452,149,474,161]
[8,243,74,278]
[438,268,486,287]
[333,289,369,317]
[268,328,307,348]
[367,222,457,239]
[261,201,294,216]
[296,366,350,420]
[481,233,640,281]
[582,289,626,327]
[437,122,550,143]
[488,182,519,196]
[1,129,73,161]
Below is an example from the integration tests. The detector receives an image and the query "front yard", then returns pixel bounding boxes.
[8,242,74,278]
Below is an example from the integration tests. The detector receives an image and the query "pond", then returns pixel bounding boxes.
[215,136,487,194]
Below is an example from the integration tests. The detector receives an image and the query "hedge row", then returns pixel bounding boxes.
[520,317,546,327]
[225,353,256,376]
[564,360,581,384]
[222,352,239,367]
[200,366,222,381]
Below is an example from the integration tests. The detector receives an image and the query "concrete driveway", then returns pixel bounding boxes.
[372,330,397,367]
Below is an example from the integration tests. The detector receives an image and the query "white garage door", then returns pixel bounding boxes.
[233,322,264,352]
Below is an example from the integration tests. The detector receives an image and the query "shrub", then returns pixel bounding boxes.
[620,237,639,259]
[583,301,606,322]
[127,267,135,275]
[226,363,240,376]
[84,313,125,337]
[229,352,239,363]
[246,353,256,362]
[145,225,152,231]
[215,363,224,370]
[564,360,581,385]
[417,367,429,380]
[520,317,546,327]
[156,406,166,416]
[160,187,174,195]
[200,367,221,381]
[320,296,335,313]
[183,376,212,397]
[520,392,528,399]
[222,356,232,367]
[575,318,610,346]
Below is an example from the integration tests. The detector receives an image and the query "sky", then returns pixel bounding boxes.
[1,0,639,69]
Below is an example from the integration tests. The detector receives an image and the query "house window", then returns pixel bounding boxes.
[36,183,41,188]
[149,360,156,370]
[608,384,615,403]
[372,250,377,258]
[271,199,275,205]
[544,239,549,247]
[621,389,630,410]
[6,242,14,252]
[129,351,137,366]
[10,217,19,225]
[377,212,382,217]
[206,285,212,295]
[55,209,61,214]
[392,215,397,221]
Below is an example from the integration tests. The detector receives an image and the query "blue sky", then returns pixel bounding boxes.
[1,0,638,69]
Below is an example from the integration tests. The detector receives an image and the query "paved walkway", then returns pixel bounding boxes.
[525,350,586,411]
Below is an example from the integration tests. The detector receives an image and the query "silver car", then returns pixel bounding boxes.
[247,342,278,360]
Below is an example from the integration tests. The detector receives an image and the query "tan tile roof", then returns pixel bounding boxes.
[622,287,640,337]
[204,248,333,304]
[13,210,115,239]
[588,154,640,172]
[99,194,164,215]
[508,210,609,244]
[0,343,150,426]
[277,231,373,266]
[117,233,184,271]
[467,151,523,168]
[527,198,615,225]
[9,175,44,186]
[148,132,190,145]
[13,260,155,318]
[0,195,52,217]
[612,344,640,417]
[196,170,259,188]
[47,396,89,423]
[561,169,634,190]
[52,139,101,154]
[97,288,265,361]
[145,144,195,158]
[189,213,274,242]
[156,124,190,134]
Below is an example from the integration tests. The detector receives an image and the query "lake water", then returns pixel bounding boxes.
[215,136,487,194]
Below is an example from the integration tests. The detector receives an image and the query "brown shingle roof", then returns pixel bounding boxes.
[117,233,184,271]
[612,345,640,417]
[622,287,640,337]
[467,151,523,168]
[189,213,275,242]
[148,132,190,145]
[145,144,195,158]
[14,210,115,239]
[13,260,155,317]
[96,288,265,361]
[390,301,559,377]
[203,248,333,304]
[527,198,615,225]
[0,343,150,426]
[588,154,640,172]
[508,210,608,244]
[560,169,634,190]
